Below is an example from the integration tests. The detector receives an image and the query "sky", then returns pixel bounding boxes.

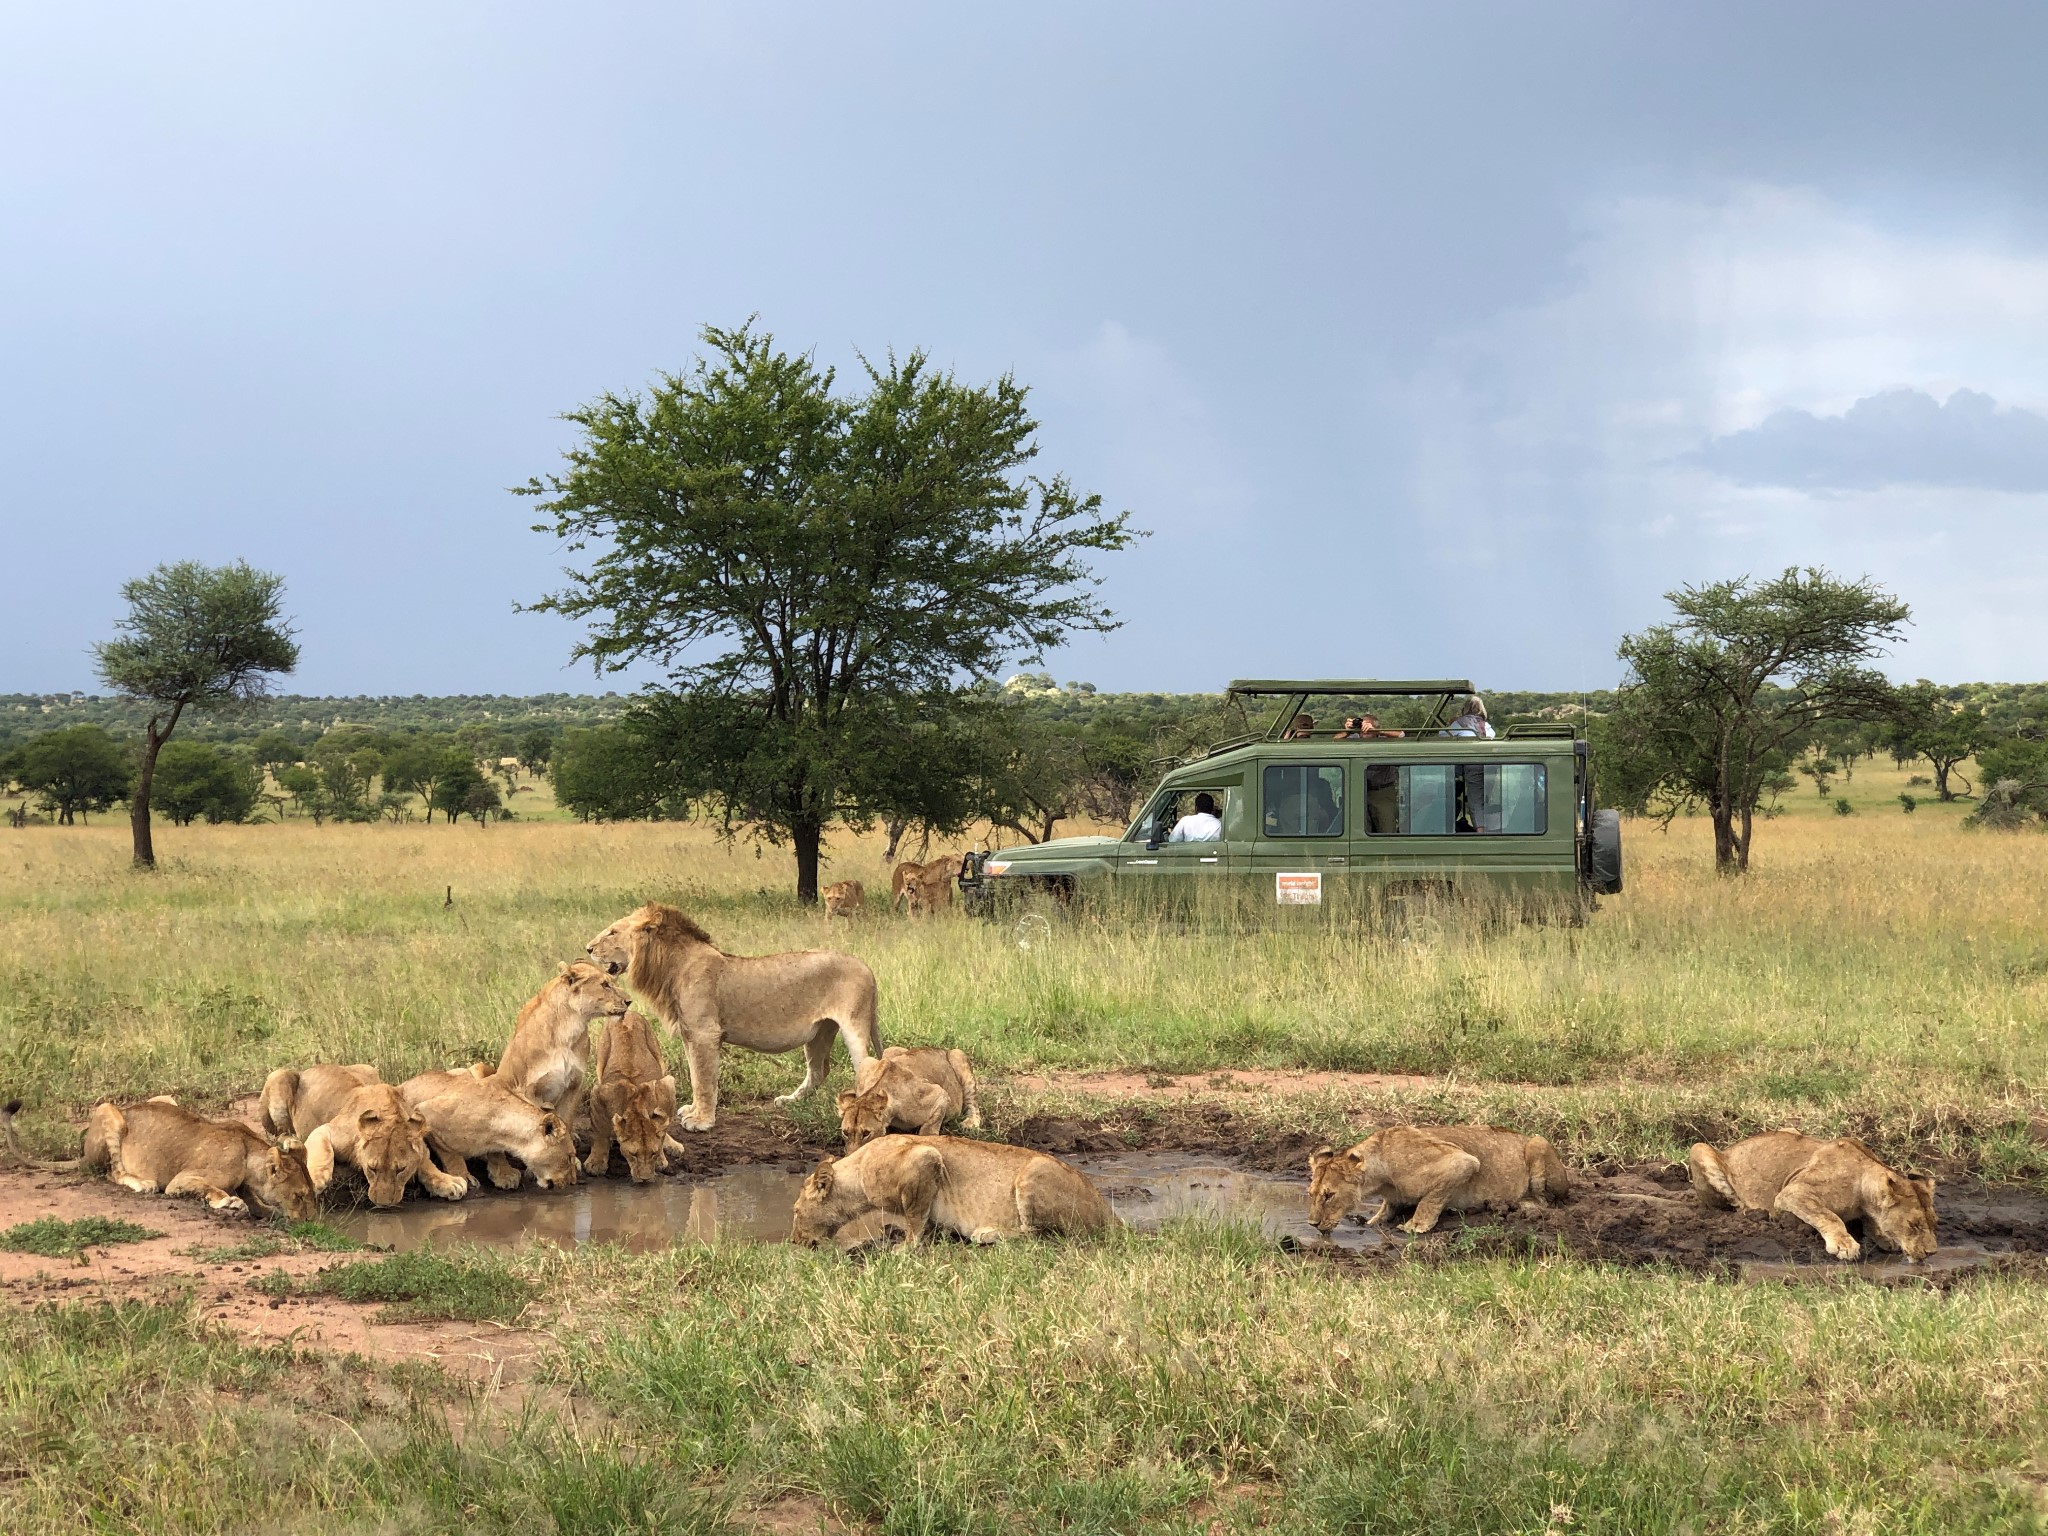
[7,2,2048,696]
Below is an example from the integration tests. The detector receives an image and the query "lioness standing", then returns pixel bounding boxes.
[822,880,865,918]
[1308,1125,1570,1235]
[84,1099,317,1220]
[790,1135,1119,1247]
[1688,1131,1936,1261]
[493,961,633,1142]
[585,1011,685,1183]
[836,1046,982,1151]
[584,903,880,1132]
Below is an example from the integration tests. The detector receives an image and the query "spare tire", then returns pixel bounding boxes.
[1589,808,1623,895]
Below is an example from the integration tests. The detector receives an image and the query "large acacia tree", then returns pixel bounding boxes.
[1606,567,1908,872]
[95,560,299,868]
[525,322,1137,902]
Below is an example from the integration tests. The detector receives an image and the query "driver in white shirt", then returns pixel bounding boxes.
[1168,792,1222,842]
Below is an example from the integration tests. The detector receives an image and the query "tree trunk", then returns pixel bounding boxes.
[794,818,823,906]
[1710,802,1739,872]
[131,731,163,869]
[882,818,905,864]
[1736,802,1754,872]
[1933,760,1954,801]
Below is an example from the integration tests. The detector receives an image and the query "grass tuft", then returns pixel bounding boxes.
[0,1215,161,1257]
[294,1249,532,1323]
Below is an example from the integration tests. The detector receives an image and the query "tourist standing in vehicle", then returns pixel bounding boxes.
[1168,792,1222,842]
[1444,695,1495,737]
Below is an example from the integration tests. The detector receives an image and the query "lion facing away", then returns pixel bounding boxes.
[790,1135,1119,1247]
[1688,1131,1936,1262]
[585,903,880,1132]
[83,1099,316,1220]
[585,1011,684,1183]
[398,1068,579,1191]
[262,1064,465,1207]
[836,1046,982,1152]
[1308,1125,1570,1235]
[493,961,633,1138]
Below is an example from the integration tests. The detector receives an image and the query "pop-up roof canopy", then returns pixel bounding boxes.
[1224,679,1475,697]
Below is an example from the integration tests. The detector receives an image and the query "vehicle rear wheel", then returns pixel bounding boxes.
[1590,809,1623,894]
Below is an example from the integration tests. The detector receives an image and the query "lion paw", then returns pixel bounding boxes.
[967,1227,1004,1245]
[430,1178,468,1201]
[1826,1235,1862,1261]
[582,1153,609,1177]
[1398,1217,1437,1236]
[679,1113,716,1133]
[210,1195,248,1215]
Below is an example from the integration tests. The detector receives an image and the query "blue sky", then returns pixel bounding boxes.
[8,3,2048,695]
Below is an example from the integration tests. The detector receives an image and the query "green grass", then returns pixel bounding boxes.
[179,1218,364,1263]
[0,1215,160,1257]
[289,1249,531,1324]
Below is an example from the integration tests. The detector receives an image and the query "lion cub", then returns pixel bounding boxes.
[585,1011,685,1183]
[822,880,865,917]
[83,1099,316,1220]
[1309,1125,1570,1235]
[836,1046,982,1152]
[262,1065,466,1208]
[790,1135,1119,1247]
[1688,1131,1936,1261]
[493,961,633,1145]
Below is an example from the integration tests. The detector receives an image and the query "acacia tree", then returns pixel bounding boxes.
[1889,684,1994,801]
[95,561,299,868]
[1608,568,1909,872]
[526,321,1136,902]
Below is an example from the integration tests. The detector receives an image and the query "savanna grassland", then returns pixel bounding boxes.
[3,761,2048,1533]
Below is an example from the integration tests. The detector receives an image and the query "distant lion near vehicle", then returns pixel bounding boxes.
[892,857,957,916]
[83,1099,316,1220]
[1688,1131,1936,1261]
[790,1135,1119,1247]
[837,1046,982,1152]
[822,880,865,917]
[1308,1125,1570,1235]
[585,903,880,1132]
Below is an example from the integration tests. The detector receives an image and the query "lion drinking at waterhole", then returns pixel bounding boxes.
[585,903,880,1131]
[837,1046,982,1151]
[84,1098,316,1220]
[1689,1131,1937,1261]
[790,1135,1119,1247]
[261,1063,466,1206]
[1309,1125,1571,1235]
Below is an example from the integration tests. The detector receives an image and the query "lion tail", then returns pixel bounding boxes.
[258,1068,300,1137]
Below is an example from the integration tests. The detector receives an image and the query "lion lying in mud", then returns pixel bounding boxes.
[490,960,632,1138]
[790,1135,1120,1247]
[1688,1131,1937,1261]
[261,1064,467,1207]
[585,902,880,1131]
[398,1068,579,1191]
[584,1011,685,1183]
[1309,1125,1571,1235]
[83,1098,316,1220]
[836,1046,982,1151]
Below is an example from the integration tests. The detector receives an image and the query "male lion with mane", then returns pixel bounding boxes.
[1688,1131,1936,1261]
[790,1135,1119,1247]
[1309,1125,1570,1235]
[585,903,880,1131]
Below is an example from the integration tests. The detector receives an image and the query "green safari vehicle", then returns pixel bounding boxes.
[957,679,1623,915]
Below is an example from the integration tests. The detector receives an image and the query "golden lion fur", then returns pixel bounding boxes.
[1688,1131,1936,1261]
[586,1011,684,1183]
[584,902,880,1131]
[397,1068,579,1191]
[790,1135,1119,1247]
[1308,1125,1570,1235]
[836,1046,982,1152]
[493,961,632,1135]
[83,1099,315,1220]
[262,1063,464,1207]
[822,880,865,917]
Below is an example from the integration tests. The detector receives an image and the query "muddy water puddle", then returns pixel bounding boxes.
[333,1152,1364,1255]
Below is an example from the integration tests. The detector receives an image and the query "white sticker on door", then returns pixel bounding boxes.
[1275,871,1322,905]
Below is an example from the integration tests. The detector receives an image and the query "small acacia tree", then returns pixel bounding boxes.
[1608,568,1909,872]
[1889,684,1994,801]
[526,322,1137,902]
[94,561,299,868]
[15,726,133,825]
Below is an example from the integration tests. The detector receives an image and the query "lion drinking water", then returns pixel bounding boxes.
[789,1135,1120,1247]
[261,1063,466,1207]
[398,1067,580,1191]
[584,1011,685,1183]
[584,903,880,1131]
[1688,1131,1936,1261]
[1308,1125,1571,1235]
[836,1046,982,1152]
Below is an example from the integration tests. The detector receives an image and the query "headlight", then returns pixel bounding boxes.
[984,861,1011,875]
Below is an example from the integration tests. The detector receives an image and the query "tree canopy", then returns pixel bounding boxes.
[525,321,1137,900]
[94,560,298,867]
[13,726,132,825]
[1606,568,1910,871]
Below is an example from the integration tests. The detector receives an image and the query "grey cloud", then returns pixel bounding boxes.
[1690,389,2048,493]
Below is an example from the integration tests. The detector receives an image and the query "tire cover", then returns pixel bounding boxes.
[1591,808,1623,894]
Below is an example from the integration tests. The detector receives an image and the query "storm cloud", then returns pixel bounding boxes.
[1690,389,2048,493]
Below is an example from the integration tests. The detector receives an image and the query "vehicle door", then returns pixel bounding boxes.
[1116,780,1241,899]
[1246,757,1354,908]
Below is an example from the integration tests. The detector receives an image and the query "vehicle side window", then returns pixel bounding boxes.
[1262,763,1344,838]
[1365,763,1547,835]
[1126,787,1235,843]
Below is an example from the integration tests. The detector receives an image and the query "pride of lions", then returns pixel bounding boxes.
[72,900,1941,1263]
